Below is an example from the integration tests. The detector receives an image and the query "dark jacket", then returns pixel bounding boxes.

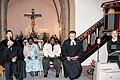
[61,38,84,60]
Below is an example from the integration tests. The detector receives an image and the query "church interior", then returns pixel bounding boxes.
[0,0,120,80]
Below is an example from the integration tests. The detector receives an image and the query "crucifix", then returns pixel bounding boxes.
[24,9,42,33]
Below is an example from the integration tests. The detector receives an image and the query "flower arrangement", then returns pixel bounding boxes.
[87,59,96,75]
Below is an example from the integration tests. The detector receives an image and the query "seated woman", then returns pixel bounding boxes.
[107,30,120,62]
[23,37,42,76]
[42,36,61,78]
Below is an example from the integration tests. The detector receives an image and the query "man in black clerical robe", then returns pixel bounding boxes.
[61,31,84,80]
[107,30,120,62]
[0,30,26,80]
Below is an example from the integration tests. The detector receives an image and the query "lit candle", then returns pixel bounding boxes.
[97,38,101,44]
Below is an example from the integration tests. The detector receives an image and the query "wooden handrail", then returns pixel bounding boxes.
[77,18,104,41]
[77,18,104,51]
[77,18,106,62]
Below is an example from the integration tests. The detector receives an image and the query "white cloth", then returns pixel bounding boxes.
[112,38,118,42]
[70,40,76,46]
[7,40,14,46]
[23,43,40,60]
[23,43,43,72]
[43,43,61,57]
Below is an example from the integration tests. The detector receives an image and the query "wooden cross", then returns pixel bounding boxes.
[24,9,42,33]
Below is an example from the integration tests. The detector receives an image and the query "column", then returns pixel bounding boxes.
[59,0,69,42]
[1,0,8,40]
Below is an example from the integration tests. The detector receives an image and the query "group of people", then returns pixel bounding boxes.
[0,30,84,80]
[0,29,119,80]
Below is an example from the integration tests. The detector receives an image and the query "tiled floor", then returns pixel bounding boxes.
[0,67,90,80]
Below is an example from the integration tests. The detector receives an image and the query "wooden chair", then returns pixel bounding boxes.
[0,65,4,77]
[50,61,64,76]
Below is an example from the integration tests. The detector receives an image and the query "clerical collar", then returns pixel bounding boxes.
[112,38,118,42]
[70,40,76,46]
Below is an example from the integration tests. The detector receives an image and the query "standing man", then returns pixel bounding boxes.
[61,31,84,80]
[0,30,26,80]
[107,30,120,62]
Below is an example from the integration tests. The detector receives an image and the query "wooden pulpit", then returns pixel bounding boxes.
[101,1,120,32]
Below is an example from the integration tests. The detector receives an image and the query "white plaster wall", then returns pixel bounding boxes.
[81,43,108,66]
[75,0,112,65]
[75,0,113,36]
[7,0,60,37]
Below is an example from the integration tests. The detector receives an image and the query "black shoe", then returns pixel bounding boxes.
[14,74,19,79]
[44,74,47,77]
[55,74,59,78]
[16,79,23,80]
[64,75,68,78]
[29,72,34,77]
[70,77,79,80]
[9,76,13,80]
[35,71,38,76]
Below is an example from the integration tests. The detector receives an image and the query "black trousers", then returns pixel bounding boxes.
[4,61,26,80]
[42,57,61,75]
[63,59,82,79]
[4,62,13,80]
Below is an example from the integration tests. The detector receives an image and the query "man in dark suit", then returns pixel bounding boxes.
[61,31,84,80]
[0,30,26,80]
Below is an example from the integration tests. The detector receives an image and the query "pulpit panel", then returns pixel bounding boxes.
[119,14,120,29]
[101,1,120,31]
[82,38,88,51]
[91,32,96,45]
[108,15,114,29]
